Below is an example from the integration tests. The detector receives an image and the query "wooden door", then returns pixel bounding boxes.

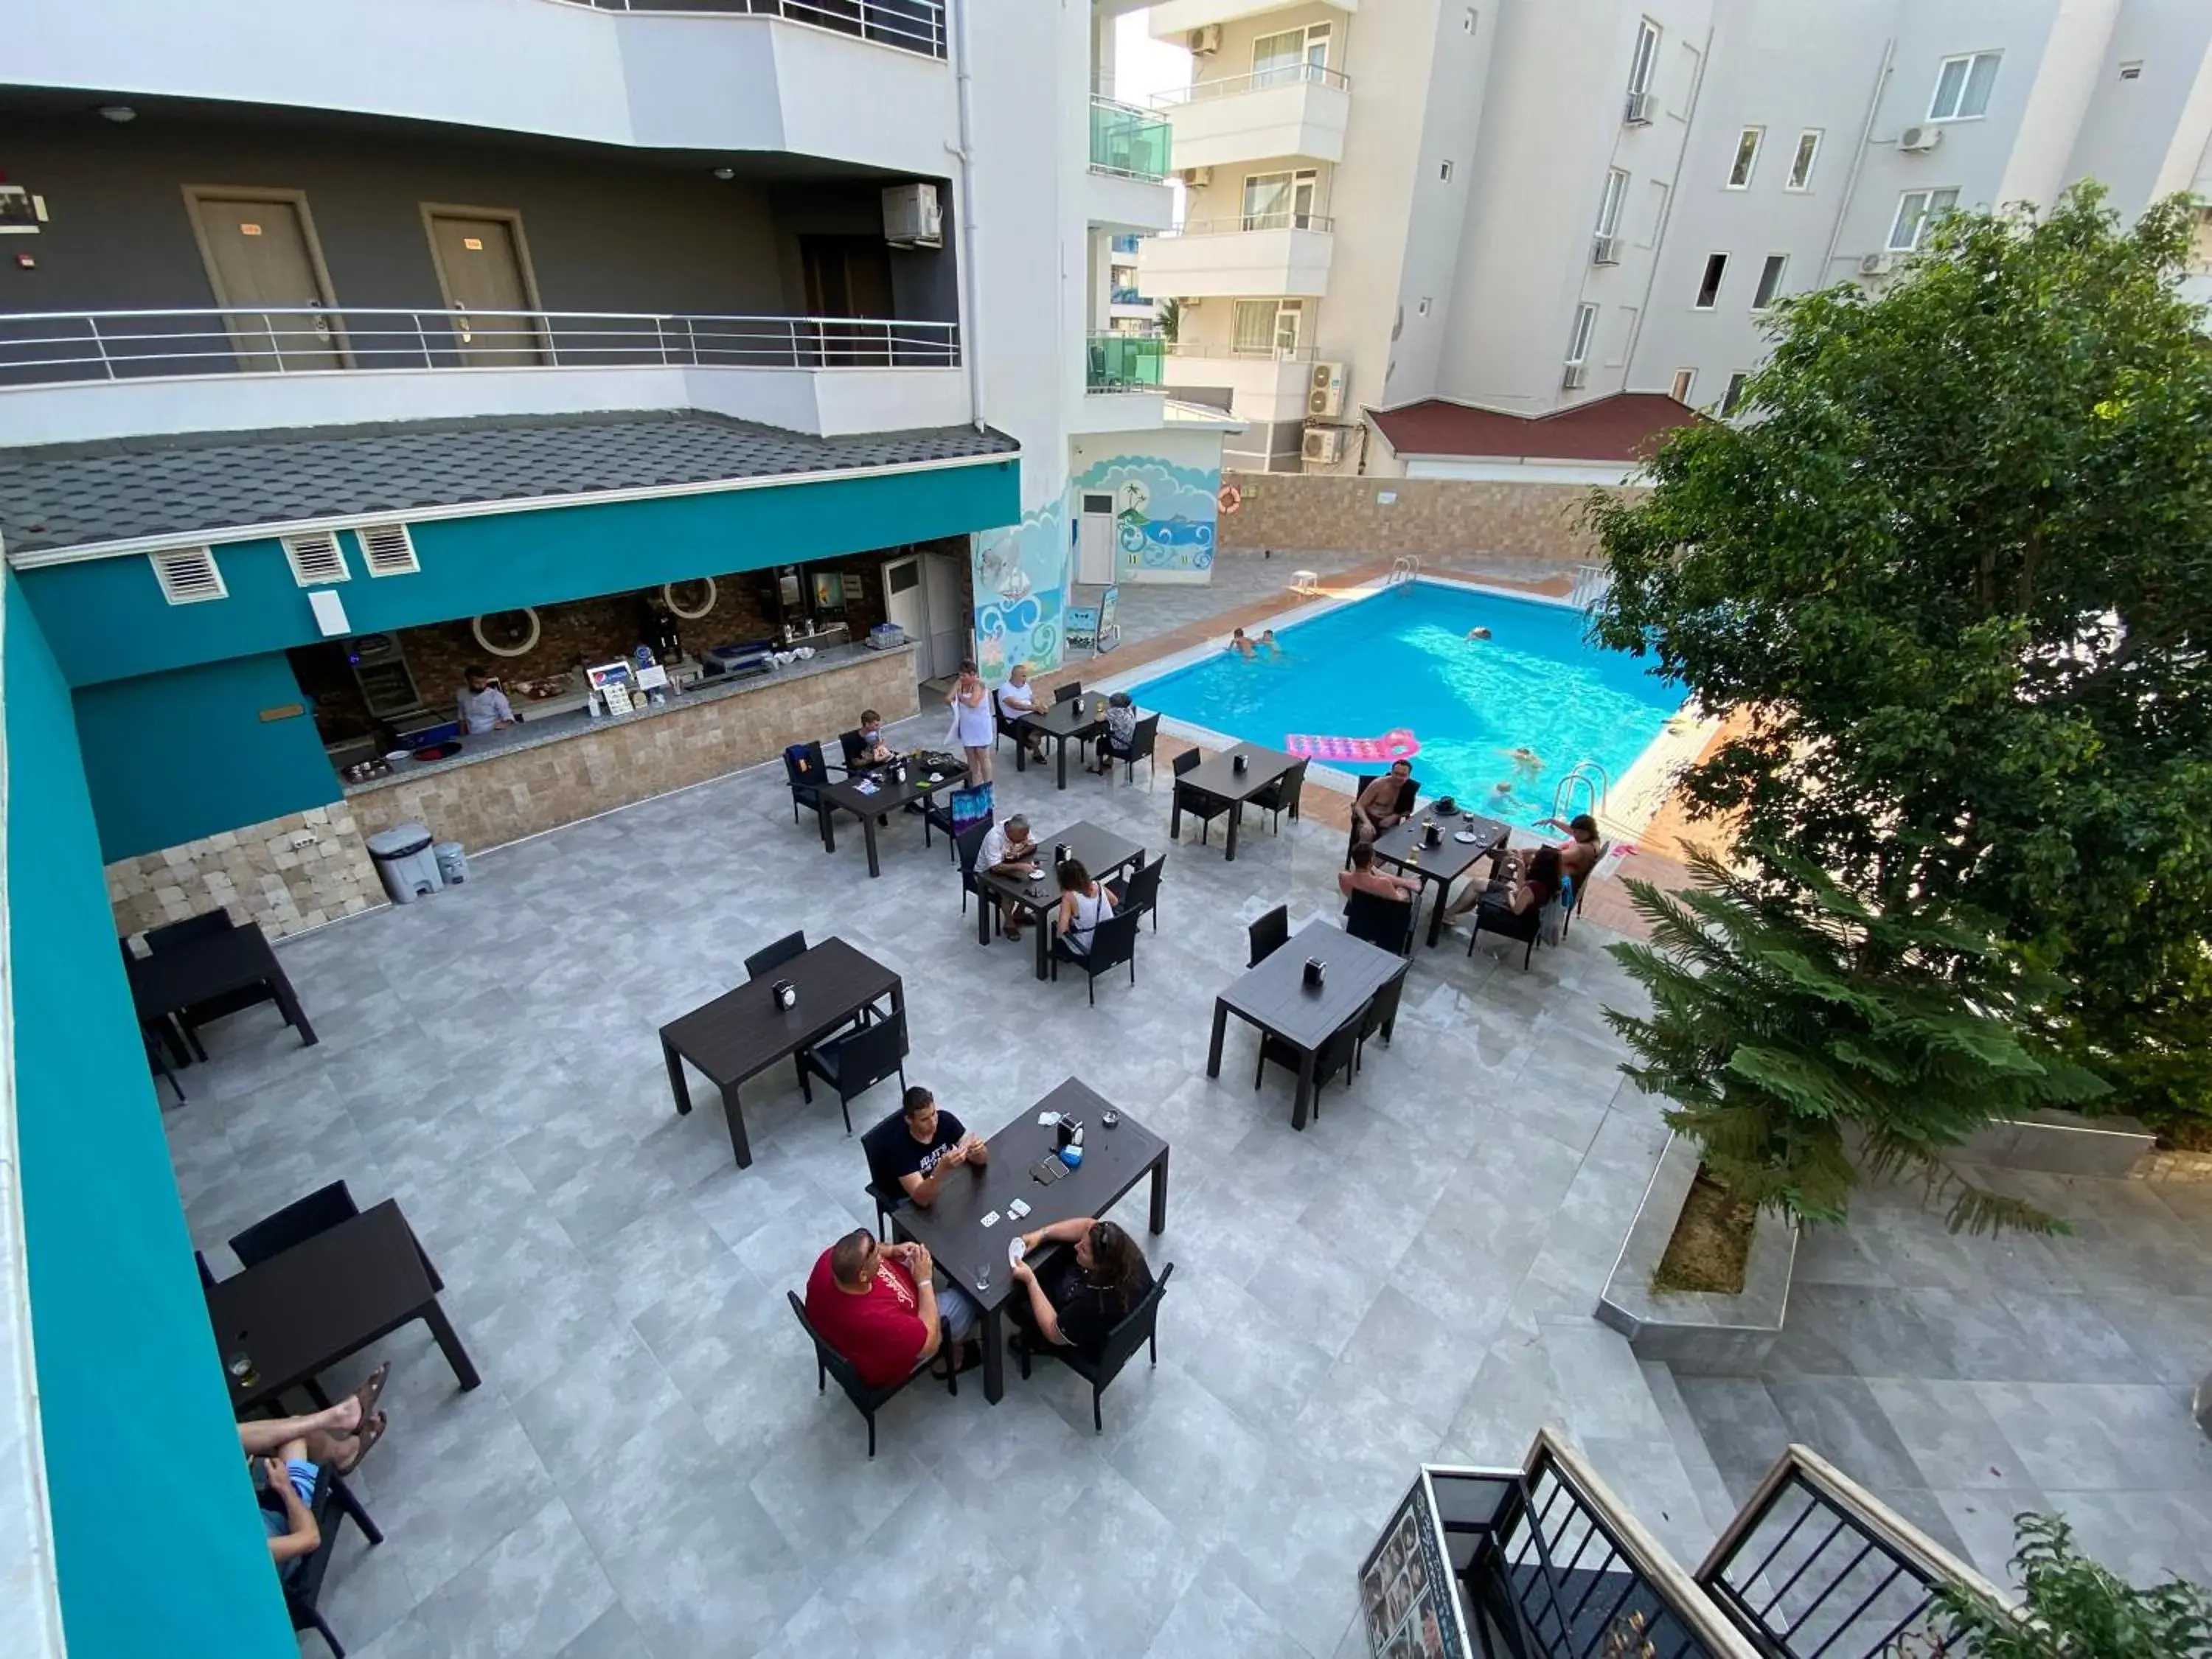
[423,209,544,366]
[801,235,897,364]
[185,189,345,370]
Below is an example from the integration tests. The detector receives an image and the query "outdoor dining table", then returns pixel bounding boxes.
[1171,742,1299,863]
[970,818,1146,979]
[816,759,967,879]
[205,1197,477,1414]
[125,920,317,1057]
[1206,919,1406,1130]
[660,936,903,1167]
[1369,810,1512,948]
[1016,698,1105,790]
[891,1077,1167,1405]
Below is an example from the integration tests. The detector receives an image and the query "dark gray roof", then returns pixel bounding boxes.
[0,411,1019,557]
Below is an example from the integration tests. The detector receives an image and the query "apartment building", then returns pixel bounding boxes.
[0,3,1216,1652]
[1136,0,2212,473]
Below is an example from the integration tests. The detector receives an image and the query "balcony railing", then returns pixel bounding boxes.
[0,307,961,384]
[1164,342,1317,361]
[1086,333,1164,392]
[1110,234,1144,255]
[563,0,945,58]
[1167,213,1336,236]
[1109,287,1152,305]
[1150,61,1352,105]
[1090,97,1175,182]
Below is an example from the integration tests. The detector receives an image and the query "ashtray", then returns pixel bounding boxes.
[1454,831,1482,844]
[928,772,942,782]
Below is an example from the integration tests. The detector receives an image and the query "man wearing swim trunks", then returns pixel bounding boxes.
[1352,758,1415,845]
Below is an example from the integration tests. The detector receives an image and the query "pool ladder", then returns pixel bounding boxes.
[1388,555,1423,587]
[1552,760,1610,827]
[1570,562,1611,611]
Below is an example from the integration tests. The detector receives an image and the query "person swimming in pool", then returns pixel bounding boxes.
[1465,627,1492,641]
[1257,628,1281,657]
[1228,627,1256,658]
[1504,745,1543,780]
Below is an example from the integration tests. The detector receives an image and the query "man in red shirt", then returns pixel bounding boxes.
[804,1228,979,1386]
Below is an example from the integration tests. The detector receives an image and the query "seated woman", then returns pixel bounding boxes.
[1088,692,1141,774]
[1008,1216,1155,1357]
[1445,844,1563,925]
[1054,857,1116,956]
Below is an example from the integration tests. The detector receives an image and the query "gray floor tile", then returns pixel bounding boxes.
[415,1495,616,1659]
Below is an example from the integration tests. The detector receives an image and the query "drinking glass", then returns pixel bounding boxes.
[975,1262,993,1293]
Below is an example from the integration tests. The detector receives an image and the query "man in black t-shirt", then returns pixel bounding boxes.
[882,1085,988,1207]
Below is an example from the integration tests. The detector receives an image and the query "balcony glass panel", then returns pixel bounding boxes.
[1086,333,1164,392]
[1090,98,1173,183]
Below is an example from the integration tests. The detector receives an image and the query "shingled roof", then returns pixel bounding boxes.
[1368,392,1700,465]
[0,410,1020,560]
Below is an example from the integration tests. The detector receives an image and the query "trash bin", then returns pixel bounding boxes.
[434,841,469,886]
[366,822,443,904]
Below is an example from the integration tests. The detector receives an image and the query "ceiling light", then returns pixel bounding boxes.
[97,104,136,123]
[711,167,734,180]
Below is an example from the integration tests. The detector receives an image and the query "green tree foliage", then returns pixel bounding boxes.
[1589,187,2212,1127]
[1606,849,2103,1231]
[1934,1513,2212,1658]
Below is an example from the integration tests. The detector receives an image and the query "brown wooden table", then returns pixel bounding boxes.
[205,1198,476,1413]
[1017,698,1106,790]
[972,820,1147,978]
[816,759,966,878]
[661,937,904,1167]
[1171,742,1298,862]
[125,922,316,1051]
[891,1077,1167,1405]
[1370,811,1511,948]
[1206,919,1405,1130]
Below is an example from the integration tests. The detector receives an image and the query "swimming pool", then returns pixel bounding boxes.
[1127,580,1682,829]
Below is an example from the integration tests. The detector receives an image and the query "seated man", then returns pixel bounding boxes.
[1338,841,1420,903]
[804,1227,981,1385]
[1352,758,1416,846]
[854,707,896,766]
[1537,812,1604,888]
[882,1084,990,1208]
[240,1363,390,1571]
[994,664,1049,764]
[1088,692,1141,775]
[978,813,1043,941]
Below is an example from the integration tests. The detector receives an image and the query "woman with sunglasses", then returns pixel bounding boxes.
[1007,1214,1154,1357]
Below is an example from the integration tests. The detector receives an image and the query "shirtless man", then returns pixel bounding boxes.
[1352,758,1415,846]
[1338,843,1420,903]
[1228,627,1256,658]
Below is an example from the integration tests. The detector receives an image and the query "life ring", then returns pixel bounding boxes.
[472,607,540,658]
[661,577,717,621]
[1217,483,1242,515]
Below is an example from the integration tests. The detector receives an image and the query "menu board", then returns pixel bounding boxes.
[1360,1475,1467,1659]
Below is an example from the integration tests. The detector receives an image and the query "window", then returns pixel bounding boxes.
[1416,296,1433,316]
[1242,170,1319,230]
[1888,187,1958,251]
[1670,368,1696,403]
[1694,253,1728,308]
[1253,22,1329,86]
[1232,297,1303,355]
[1720,372,1748,415]
[1565,302,1598,366]
[1595,167,1630,237]
[1628,18,1661,95]
[1750,254,1787,310]
[1928,52,2000,120]
[1726,127,1763,189]
[1785,130,1822,190]
[2118,60,2142,81]
[1439,160,1455,182]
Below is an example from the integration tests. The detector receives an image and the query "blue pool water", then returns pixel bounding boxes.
[1130,582,1681,829]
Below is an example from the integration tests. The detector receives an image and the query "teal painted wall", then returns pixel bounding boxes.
[4,572,296,1658]
[75,654,341,863]
[21,460,1020,689]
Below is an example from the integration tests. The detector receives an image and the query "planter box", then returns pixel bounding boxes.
[1952,1109,2154,1177]
[1596,1134,1797,1375]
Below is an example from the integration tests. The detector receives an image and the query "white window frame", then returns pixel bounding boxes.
[1241,168,1320,231]
[1628,18,1661,96]
[1670,368,1696,403]
[1251,21,1330,86]
[1595,167,1630,238]
[1927,52,2000,121]
[1725,127,1763,189]
[1750,254,1787,311]
[1720,372,1749,416]
[1694,252,1728,310]
[1231,296,1303,356]
[1565,302,1599,367]
[1888,188,1958,251]
[1785,130,1822,191]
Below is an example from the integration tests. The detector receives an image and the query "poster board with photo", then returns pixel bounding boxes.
[1360,1472,1472,1659]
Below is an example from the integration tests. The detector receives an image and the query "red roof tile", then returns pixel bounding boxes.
[1368,392,1701,463]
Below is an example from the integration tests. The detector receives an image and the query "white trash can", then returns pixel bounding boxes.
[434,841,469,886]
[366,823,443,904]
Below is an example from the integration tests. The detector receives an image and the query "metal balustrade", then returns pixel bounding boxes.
[0,307,961,384]
[1149,61,1352,104]
[1165,212,1337,237]
[1162,342,1318,362]
[560,0,945,58]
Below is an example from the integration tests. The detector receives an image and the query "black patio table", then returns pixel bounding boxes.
[1370,810,1512,948]
[660,936,904,1167]
[891,1077,1167,1405]
[816,758,967,878]
[125,920,318,1054]
[1016,698,1106,790]
[970,819,1147,979]
[1206,919,1405,1130]
[1170,742,1299,862]
[206,1197,477,1414]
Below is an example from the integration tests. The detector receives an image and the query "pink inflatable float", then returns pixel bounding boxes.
[1284,728,1422,764]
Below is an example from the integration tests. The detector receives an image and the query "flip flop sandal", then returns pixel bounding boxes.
[333,1411,386,1475]
[349,1360,392,1429]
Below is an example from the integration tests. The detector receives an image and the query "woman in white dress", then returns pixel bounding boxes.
[1054,858,1116,956]
[948,658,996,782]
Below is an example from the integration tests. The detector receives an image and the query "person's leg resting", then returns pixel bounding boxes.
[935,1280,983,1346]
[238,1404,352,1455]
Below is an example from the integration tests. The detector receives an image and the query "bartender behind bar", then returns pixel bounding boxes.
[456,665,521,734]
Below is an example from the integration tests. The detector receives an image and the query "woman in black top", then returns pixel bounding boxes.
[1008,1216,1154,1357]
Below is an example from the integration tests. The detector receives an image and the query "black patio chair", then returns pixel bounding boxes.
[1469,894,1543,970]
[230,1179,445,1295]
[1101,712,1159,784]
[1053,681,1083,704]
[745,931,809,981]
[1255,1008,1365,1115]
[784,741,830,824]
[1110,854,1165,933]
[1171,749,1232,846]
[799,1006,911,1133]
[149,909,287,1051]
[1343,773,1419,866]
[1249,758,1308,834]
[955,818,1000,933]
[1014,1262,1175,1433]
[787,1290,956,1458]
[1049,908,1141,1006]
[1354,966,1409,1071]
[860,1107,915,1239]
[1344,888,1415,957]
[266,1462,383,1658]
[1247,904,1289,967]
[143,1022,185,1105]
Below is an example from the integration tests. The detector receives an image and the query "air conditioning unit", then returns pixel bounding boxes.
[1561,363,1588,391]
[1857,251,1898,278]
[881,182,942,249]
[1187,24,1221,54]
[1307,361,1346,417]
[1897,125,1942,153]
[1179,166,1213,188]
[1301,425,1346,466]
[1624,91,1658,125]
[1591,234,1622,266]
